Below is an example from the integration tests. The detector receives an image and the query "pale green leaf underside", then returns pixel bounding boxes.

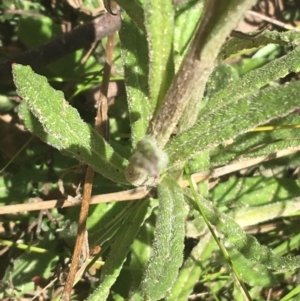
[13,64,128,184]
[227,247,278,286]
[141,176,185,300]
[166,81,300,165]
[173,1,204,61]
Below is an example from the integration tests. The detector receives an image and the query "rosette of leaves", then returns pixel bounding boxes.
[11,0,300,300]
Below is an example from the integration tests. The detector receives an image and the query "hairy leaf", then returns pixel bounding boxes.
[203,47,300,118]
[130,209,157,295]
[167,81,300,165]
[119,13,151,146]
[13,64,127,184]
[190,193,300,271]
[144,0,174,110]
[210,113,300,167]
[141,176,185,300]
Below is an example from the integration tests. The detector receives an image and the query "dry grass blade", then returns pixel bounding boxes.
[0,188,151,215]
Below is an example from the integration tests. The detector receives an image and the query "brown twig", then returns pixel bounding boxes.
[247,10,300,31]
[60,33,115,301]
[0,187,152,215]
[60,167,94,301]
[95,35,114,138]
[0,12,121,85]
[2,145,300,216]
[179,146,300,187]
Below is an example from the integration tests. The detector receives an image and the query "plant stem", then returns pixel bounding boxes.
[147,0,257,148]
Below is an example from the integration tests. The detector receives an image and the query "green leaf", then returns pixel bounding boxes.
[130,210,156,295]
[173,1,204,64]
[219,30,300,60]
[144,0,174,110]
[227,247,278,286]
[167,234,215,301]
[13,64,128,184]
[204,63,239,102]
[204,47,300,119]
[87,200,151,301]
[114,0,145,32]
[211,177,300,208]
[210,113,300,167]
[189,193,300,271]
[18,100,70,154]
[119,14,151,146]
[141,176,185,300]
[166,81,300,166]
[18,16,61,47]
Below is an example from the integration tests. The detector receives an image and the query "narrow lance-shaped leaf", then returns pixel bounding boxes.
[210,113,300,167]
[193,193,300,271]
[166,81,300,166]
[140,176,185,300]
[119,13,151,146]
[144,0,174,110]
[206,61,300,164]
[13,64,128,184]
[173,1,204,66]
[203,46,300,119]
[129,209,157,296]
